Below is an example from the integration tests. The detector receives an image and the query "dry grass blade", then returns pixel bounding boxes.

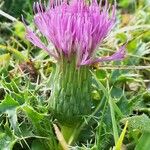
[99,65,150,70]
[0,10,17,22]
[53,124,69,150]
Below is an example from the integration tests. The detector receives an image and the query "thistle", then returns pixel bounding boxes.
[24,0,125,125]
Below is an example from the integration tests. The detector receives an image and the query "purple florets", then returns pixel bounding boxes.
[24,0,125,66]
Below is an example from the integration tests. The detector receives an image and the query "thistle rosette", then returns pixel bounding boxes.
[24,0,125,125]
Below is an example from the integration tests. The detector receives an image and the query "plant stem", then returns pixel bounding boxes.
[61,126,75,143]
[108,86,119,145]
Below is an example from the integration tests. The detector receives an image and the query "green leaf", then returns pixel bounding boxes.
[116,121,128,150]
[135,132,150,150]
[119,0,131,8]
[0,53,10,67]
[127,39,138,53]
[95,70,107,80]
[121,114,150,132]
[31,139,47,150]
[116,33,127,43]
[14,22,25,39]
[23,106,44,124]
[91,71,109,100]
[0,132,16,150]
[111,87,123,98]
[0,45,28,62]
[0,95,19,131]
[0,95,19,113]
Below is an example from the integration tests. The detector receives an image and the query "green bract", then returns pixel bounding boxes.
[49,58,92,125]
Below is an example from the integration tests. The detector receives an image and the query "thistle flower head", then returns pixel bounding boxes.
[24,0,125,66]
